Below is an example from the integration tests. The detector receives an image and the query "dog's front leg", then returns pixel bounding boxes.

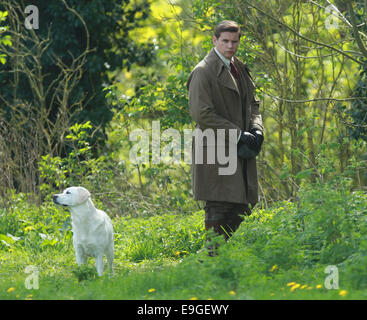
[96,255,104,276]
[75,245,87,266]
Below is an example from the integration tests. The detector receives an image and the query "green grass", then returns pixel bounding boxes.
[1,181,367,300]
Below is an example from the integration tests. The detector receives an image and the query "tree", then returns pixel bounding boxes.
[0,0,155,195]
[340,0,367,142]
[0,0,155,149]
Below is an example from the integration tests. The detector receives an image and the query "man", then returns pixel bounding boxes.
[187,20,264,244]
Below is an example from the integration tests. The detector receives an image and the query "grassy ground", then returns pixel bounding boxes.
[1,182,367,300]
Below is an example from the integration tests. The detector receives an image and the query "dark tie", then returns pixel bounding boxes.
[230,61,239,80]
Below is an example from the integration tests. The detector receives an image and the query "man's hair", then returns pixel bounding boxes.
[214,20,241,39]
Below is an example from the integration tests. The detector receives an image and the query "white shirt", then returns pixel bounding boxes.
[214,47,231,69]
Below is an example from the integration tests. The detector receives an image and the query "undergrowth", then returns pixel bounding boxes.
[1,178,367,300]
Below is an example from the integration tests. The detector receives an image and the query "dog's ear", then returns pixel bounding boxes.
[77,187,91,204]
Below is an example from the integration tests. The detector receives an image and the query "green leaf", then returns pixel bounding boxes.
[0,233,19,246]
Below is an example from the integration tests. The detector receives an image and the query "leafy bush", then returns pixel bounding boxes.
[114,210,206,262]
[229,179,367,291]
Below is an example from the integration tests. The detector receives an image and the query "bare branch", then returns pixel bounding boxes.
[261,89,366,103]
[346,0,367,60]
[237,0,364,65]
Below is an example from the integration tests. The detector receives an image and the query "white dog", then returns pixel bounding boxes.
[53,187,114,276]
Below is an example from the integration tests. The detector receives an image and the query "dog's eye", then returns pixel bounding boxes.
[66,191,71,194]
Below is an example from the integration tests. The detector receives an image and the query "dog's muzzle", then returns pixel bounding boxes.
[53,194,67,207]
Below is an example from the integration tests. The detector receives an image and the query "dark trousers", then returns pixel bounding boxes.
[204,201,251,241]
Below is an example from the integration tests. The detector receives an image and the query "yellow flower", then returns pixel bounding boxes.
[339,290,347,297]
[189,297,198,300]
[287,282,296,287]
[228,290,236,295]
[148,288,156,293]
[270,265,278,272]
[300,285,308,290]
[175,251,180,256]
[290,284,300,292]
[24,226,33,232]
[7,287,15,293]
[316,284,322,289]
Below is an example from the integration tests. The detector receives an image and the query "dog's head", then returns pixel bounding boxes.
[53,187,91,207]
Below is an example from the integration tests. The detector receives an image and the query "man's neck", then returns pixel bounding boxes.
[214,47,232,69]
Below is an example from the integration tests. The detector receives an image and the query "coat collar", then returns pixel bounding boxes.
[204,49,247,75]
[204,48,241,93]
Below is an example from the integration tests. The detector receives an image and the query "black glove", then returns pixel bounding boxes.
[237,129,264,160]
[239,131,257,149]
[249,128,264,153]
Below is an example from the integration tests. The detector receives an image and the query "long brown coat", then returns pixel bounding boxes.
[187,49,263,205]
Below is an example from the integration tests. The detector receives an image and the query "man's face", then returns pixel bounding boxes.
[213,31,240,59]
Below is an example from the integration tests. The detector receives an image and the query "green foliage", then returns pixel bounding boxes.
[2,0,367,301]
[339,1,367,141]
[232,180,367,290]
[0,10,10,64]
[2,179,367,299]
[72,265,98,282]
[341,62,367,142]
[39,122,95,193]
[114,212,206,262]
[0,0,155,147]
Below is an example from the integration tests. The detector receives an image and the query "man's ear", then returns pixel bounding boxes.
[212,35,217,45]
[77,187,91,204]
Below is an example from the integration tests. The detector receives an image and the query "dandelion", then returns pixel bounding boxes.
[269,265,278,272]
[189,297,198,300]
[148,288,156,293]
[339,290,347,297]
[316,284,322,289]
[175,251,180,256]
[7,287,15,293]
[300,285,308,290]
[287,282,296,287]
[24,226,33,232]
[228,291,236,296]
[290,284,300,292]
